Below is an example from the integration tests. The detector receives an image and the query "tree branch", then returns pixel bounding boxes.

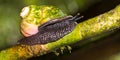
[0,5,120,60]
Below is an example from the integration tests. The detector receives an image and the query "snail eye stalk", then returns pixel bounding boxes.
[70,13,83,21]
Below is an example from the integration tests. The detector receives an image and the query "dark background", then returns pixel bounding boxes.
[0,0,120,60]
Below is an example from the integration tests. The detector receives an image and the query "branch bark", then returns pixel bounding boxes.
[0,5,120,60]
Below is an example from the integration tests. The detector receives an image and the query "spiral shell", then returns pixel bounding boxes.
[20,5,67,37]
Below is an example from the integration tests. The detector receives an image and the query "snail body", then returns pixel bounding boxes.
[18,5,83,45]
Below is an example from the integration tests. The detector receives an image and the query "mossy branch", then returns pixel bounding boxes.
[0,5,120,60]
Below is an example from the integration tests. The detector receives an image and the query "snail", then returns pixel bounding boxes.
[18,5,83,45]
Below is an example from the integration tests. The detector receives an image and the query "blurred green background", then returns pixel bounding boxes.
[0,0,120,60]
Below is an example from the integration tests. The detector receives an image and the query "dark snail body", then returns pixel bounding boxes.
[18,13,82,45]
